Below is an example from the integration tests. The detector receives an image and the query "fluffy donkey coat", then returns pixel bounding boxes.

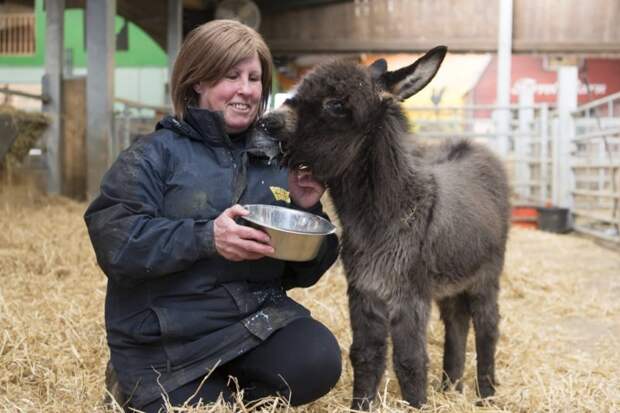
[258,46,510,409]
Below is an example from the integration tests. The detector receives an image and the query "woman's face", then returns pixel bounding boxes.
[194,53,263,134]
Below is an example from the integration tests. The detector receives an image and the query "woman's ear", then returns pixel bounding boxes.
[193,82,205,95]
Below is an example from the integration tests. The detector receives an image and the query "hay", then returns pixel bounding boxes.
[0,105,49,167]
[1,192,619,412]
[0,106,50,191]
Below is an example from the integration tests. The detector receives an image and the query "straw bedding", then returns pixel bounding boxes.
[1,189,619,412]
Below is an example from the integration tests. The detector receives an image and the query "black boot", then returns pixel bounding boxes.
[103,360,128,411]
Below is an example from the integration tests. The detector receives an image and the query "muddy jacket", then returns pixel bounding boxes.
[84,107,339,407]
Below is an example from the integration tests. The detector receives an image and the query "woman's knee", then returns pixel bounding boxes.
[284,319,342,405]
[228,317,342,406]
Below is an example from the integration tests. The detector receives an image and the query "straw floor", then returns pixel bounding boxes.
[1,189,619,412]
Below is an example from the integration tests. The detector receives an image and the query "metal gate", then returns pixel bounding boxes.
[406,91,620,245]
[406,102,552,207]
[569,91,620,243]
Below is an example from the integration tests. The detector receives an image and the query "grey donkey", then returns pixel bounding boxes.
[258,46,510,409]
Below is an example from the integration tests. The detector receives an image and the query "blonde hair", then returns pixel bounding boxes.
[170,19,273,120]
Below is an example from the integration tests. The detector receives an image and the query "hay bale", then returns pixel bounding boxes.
[0,195,619,412]
[0,105,49,169]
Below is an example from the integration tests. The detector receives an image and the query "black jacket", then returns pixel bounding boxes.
[84,108,339,407]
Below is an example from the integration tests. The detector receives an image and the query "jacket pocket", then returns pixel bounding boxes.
[221,281,259,315]
[133,308,163,344]
[150,305,188,365]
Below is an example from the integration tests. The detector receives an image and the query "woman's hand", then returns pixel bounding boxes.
[288,167,326,209]
[213,205,275,261]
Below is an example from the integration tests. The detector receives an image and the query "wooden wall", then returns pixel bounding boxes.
[260,0,620,54]
[513,0,620,53]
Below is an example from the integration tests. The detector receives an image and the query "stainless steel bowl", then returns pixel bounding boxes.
[241,204,337,262]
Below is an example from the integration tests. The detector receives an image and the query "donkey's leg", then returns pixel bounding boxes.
[389,294,431,408]
[468,266,501,399]
[438,293,471,392]
[348,285,389,411]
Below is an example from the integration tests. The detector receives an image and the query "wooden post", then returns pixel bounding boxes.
[86,0,116,200]
[167,0,182,73]
[43,0,64,194]
[62,77,86,200]
[166,0,183,104]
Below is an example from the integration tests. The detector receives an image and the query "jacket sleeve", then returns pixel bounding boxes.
[281,201,340,290]
[84,138,216,285]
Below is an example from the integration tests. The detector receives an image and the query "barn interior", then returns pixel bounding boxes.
[1,1,619,412]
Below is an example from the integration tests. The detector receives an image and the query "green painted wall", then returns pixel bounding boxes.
[0,0,167,67]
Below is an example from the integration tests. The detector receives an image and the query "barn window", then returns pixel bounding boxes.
[0,0,36,56]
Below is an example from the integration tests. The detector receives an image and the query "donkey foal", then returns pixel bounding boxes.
[260,46,510,409]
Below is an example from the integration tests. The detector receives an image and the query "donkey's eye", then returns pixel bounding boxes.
[284,97,297,107]
[323,99,349,117]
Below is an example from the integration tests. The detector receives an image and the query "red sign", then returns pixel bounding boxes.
[467,55,620,106]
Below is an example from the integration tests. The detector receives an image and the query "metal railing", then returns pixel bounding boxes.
[570,91,620,243]
[0,85,49,104]
[407,104,552,207]
[408,98,620,244]
[0,13,36,55]
[112,98,170,161]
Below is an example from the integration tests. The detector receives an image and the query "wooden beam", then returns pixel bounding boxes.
[265,39,498,54]
[261,0,620,55]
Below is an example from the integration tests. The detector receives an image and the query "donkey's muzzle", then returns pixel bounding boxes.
[257,114,285,136]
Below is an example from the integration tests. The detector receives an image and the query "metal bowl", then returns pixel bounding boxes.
[241,204,337,262]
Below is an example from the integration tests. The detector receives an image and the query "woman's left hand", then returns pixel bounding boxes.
[288,167,325,209]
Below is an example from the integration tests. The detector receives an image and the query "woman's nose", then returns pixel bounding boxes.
[238,77,253,95]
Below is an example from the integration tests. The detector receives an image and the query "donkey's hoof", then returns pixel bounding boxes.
[350,397,373,411]
[440,378,464,393]
[404,397,425,409]
[477,381,496,399]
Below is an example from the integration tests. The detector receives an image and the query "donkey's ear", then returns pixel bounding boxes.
[369,58,388,80]
[384,46,447,100]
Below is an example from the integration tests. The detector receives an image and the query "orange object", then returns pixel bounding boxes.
[511,206,539,229]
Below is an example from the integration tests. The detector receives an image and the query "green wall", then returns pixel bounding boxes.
[0,0,167,67]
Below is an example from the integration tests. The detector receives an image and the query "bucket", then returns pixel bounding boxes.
[537,207,571,233]
[511,206,538,229]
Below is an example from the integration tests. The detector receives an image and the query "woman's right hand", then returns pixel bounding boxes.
[213,204,275,261]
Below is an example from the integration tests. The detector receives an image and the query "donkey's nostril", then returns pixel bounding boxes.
[258,115,284,133]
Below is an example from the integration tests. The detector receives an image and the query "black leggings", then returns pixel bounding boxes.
[140,318,341,412]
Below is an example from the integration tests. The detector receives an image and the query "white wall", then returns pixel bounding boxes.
[114,67,168,106]
[0,67,44,83]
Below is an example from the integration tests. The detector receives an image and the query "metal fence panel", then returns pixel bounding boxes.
[570,92,620,243]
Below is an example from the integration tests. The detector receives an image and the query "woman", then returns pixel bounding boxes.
[84,20,341,411]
